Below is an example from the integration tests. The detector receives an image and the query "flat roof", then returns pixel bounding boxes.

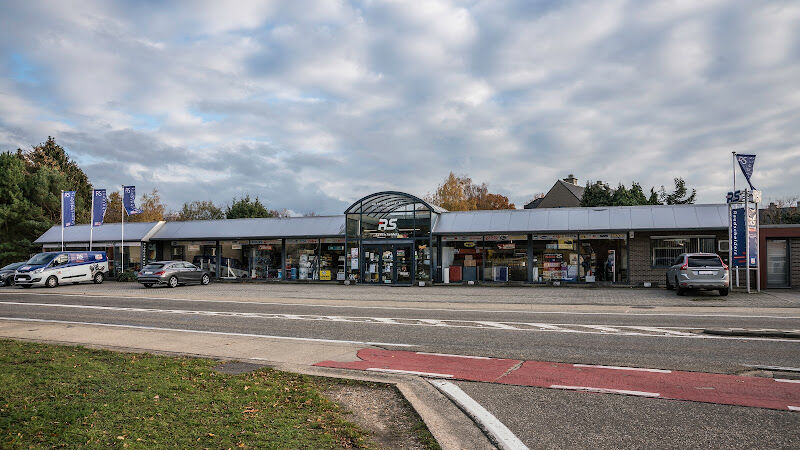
[431,204,729,234]
[148,215,346,240]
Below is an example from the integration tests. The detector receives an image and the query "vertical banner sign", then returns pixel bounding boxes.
[747,206,758,266]
[92,189,107,226]
[123,186,142,215]
[736,154,756,190]
[730,207,746,267]
[62,191,76,227]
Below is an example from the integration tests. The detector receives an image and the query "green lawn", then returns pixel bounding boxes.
[0,339,370,448]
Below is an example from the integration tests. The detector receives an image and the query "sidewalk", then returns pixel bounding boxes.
[3,282,798,308]
[0,318,494,450]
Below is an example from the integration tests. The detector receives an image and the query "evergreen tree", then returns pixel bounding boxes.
[580,181,614,206]
[659,178,697,205]
[226,195,274,219]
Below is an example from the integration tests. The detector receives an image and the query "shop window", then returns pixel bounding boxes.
[415,241,432,281]
[483,235,527,282]
[346,241,359,282]
[286,239,319,280]
[246,241,282,280]
[579,234,627,283]
[651,237,716,268]
[531,235,579,283]
[218,241,248,279]
[320,239,346,281]
[441,236,483,282]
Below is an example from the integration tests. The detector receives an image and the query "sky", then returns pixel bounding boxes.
[1,0,799,215]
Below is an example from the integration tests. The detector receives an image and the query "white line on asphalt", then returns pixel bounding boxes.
[428,379,529,450]
[774,379,800,383]
[744,364,800,372]
[416,352,492,360]
[789,406,800,411]
[4,301,800,341]
[0,316,416,347]
[573,364,672,373]
[365,368,454,378]
[549,385,661,398]
[581,325,622,333]
[3,291,799,319]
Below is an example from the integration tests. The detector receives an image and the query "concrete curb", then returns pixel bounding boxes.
[703,328,800,339]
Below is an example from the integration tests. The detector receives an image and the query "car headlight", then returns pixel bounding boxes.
[32,268,44,274]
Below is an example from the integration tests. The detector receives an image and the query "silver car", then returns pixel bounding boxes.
[665,253,729,296]
[137,261,211,288]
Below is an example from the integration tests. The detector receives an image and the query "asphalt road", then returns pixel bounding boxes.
[1,286,799,448]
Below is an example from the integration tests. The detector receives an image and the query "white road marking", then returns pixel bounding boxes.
[581,325,622,333]
[3,301,800,341]
[774,379,800,384]
[428,379,529,450]
[788,406,800,411]
[365,368,454,378]
[0,316,416,347]
[550,385,661,398]
[744,364,800,372]
[3,290,799,319]
[416,352,492,360]
[573,364,672,373]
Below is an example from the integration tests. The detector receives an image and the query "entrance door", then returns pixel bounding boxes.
[362,243,414,285]
[766,239,790,288]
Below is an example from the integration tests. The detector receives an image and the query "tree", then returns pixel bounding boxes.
[170,201,225,221]
[103,189,166,223]
[225,195,275,219]
[582,180,666,207]
[425,172,516,211]
[16,137,93,224]
[581,181,614,207]
[659,178,696,205]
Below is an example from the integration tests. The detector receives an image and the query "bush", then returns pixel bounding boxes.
[115,271,138,282]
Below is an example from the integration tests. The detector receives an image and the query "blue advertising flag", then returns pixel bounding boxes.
[92,189,107,226]
[123,186,142,215]
[736,154,756,190]
[62,191,76,227]
[730,206,746,267]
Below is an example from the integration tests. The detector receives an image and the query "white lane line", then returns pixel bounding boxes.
[775,379,800,384]
[550,385,661,398]
[416,352,492,360]
[365,368,454,378]
[581,325,622,333]
[745,365,800,372]
[789,406,800,411]
[4,301,800,342]
[573,364,672,374]
[428,379,529,450]
[0,317,416,347]
[3,290,799,319]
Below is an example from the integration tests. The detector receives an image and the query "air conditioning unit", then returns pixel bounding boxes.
[718,240,730,252]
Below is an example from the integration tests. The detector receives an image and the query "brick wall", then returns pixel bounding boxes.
[628,230,728,285]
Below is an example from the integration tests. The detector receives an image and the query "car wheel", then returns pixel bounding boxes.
[201,274,210,285]
[168,276,178,288]
[719,288,729,296]
[46,276,58,288]
[665,274,673,290]
[142,283,153,288]
[93,272,104,284]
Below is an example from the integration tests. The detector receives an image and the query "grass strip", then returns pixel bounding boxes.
[0,339,369,448]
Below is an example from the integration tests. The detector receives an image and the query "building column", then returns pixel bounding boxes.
[281,238,287,281]
[527,234,534,283]
[215,240,221,280]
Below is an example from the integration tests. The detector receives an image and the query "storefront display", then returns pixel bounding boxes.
[483,235,527,282]
[441,236,483,282]
[285,239,319,280]
[320,238,346,281]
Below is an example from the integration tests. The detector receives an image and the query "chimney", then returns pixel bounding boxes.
[563,174,578,185]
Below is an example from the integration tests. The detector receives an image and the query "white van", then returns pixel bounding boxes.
[15,251,109,288]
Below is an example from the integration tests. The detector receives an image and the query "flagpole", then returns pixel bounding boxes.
[61,190,64,252]
[90,191,94,251]
[121,186,125,274]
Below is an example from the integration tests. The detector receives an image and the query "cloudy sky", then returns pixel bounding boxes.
[1,0,798,214]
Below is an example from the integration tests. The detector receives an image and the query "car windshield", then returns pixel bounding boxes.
[1,262,24,271]
[688,256,723,267]
[27,253,57,265]
[143,263,165,270]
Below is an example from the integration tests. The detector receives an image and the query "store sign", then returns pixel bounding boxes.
[321,237,345,244]
[579,233,626,240]
[730,207,746,266]
[441,235,481,242]
[287,239,319,244]
[463,241,476,248]
[377,218,398,231]
[497,243,515,250]
[250,239,281,245]
[726,190,761,204]
[530,234,578,241]
[747,207,759,266]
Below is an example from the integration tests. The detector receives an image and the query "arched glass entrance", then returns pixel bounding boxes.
[344,192,443,285]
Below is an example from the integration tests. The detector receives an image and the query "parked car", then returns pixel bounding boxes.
[14,251,109,288]
[137,261,211,288]
[0,262,26,286]
[665,253,729,296]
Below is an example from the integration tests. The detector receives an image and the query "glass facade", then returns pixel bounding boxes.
[483,235,528,282]
[286,239,320,280]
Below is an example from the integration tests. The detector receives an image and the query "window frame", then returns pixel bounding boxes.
[650,236,717,268]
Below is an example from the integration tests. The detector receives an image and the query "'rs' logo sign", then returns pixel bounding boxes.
[377,218,398,231]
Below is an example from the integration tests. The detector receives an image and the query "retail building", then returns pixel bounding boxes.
[34,190,760,287]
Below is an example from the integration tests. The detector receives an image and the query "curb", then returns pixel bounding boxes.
[703,328,800,339]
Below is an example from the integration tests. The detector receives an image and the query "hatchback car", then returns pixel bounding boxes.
[665,253,729,296]
[0,262,26,286]
[137,261,211,288]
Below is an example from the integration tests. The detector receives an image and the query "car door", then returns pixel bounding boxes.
[51,253,71,282]
[668,254,682,282]
[183,263,202,283]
